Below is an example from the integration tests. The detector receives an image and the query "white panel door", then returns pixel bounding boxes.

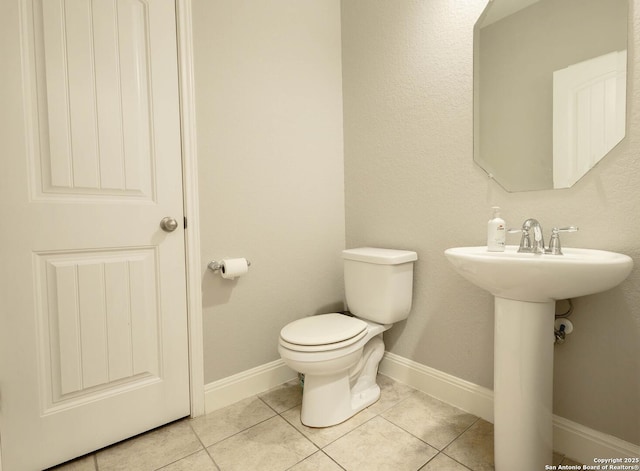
[0,1,190,469]
[553,50,627,188]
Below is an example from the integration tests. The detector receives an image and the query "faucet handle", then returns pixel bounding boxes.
[507,227,533,251]
[507,228,531,247]
[547,226,579,255]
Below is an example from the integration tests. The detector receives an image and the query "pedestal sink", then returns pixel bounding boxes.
[444,246,633,471]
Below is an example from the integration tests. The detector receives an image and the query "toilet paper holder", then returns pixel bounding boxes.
[207,259,251,272]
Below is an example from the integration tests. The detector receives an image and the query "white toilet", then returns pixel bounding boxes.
[278,247,418,427]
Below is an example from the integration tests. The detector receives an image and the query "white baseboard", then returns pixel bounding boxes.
[379,352,639,463]
[379,351,495,423]
[553,416,640,464]
[204,359,297,413]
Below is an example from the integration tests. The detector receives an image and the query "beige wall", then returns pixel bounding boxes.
[192,0,345,382]
[342,0,639,445]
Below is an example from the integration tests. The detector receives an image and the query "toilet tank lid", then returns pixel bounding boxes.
[342,247,418,265]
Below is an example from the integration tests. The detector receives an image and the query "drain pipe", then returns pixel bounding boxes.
[554,299,574,344]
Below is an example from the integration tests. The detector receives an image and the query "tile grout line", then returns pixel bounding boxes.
[319,450,348,471]
[377,404,482,450]
[442,415,482,450]
[437,451,476,471]
[184,419,221,471]
[193,393,320,471]
[199,395,280,448]
[263,395,329,470]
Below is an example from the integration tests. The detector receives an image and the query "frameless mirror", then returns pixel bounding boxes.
[474,0,628,192]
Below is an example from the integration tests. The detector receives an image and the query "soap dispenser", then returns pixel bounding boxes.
[487,206,506,252]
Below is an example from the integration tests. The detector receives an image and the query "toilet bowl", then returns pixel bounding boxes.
[278,247,417,427]
[278,313,390,427]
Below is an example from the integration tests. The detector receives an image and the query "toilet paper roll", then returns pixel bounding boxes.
[220,258,249,280]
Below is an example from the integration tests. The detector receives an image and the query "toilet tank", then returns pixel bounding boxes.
[342,247,418,324]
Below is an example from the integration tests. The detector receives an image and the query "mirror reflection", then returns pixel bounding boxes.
[474,0,627,192]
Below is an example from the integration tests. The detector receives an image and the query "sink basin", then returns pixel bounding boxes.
[444,245,633,302]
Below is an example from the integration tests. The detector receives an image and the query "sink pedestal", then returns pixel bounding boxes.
[445,245,633,470]
[494,297,554,470]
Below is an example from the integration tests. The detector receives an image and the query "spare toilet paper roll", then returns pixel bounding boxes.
[220,258,249,280]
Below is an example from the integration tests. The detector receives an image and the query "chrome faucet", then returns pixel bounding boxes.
[518,218,545,254]
[509,219,579,255]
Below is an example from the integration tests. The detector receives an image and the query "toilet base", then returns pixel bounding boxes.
[299,336,384,427]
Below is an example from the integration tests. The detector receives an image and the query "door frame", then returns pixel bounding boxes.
[176,0,205,418]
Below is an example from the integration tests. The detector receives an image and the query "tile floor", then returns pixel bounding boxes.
[50,375,582,471]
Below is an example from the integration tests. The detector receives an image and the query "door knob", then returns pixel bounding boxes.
[160,217,179,232]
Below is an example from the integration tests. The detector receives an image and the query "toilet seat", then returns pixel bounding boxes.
[279,313,368,353]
